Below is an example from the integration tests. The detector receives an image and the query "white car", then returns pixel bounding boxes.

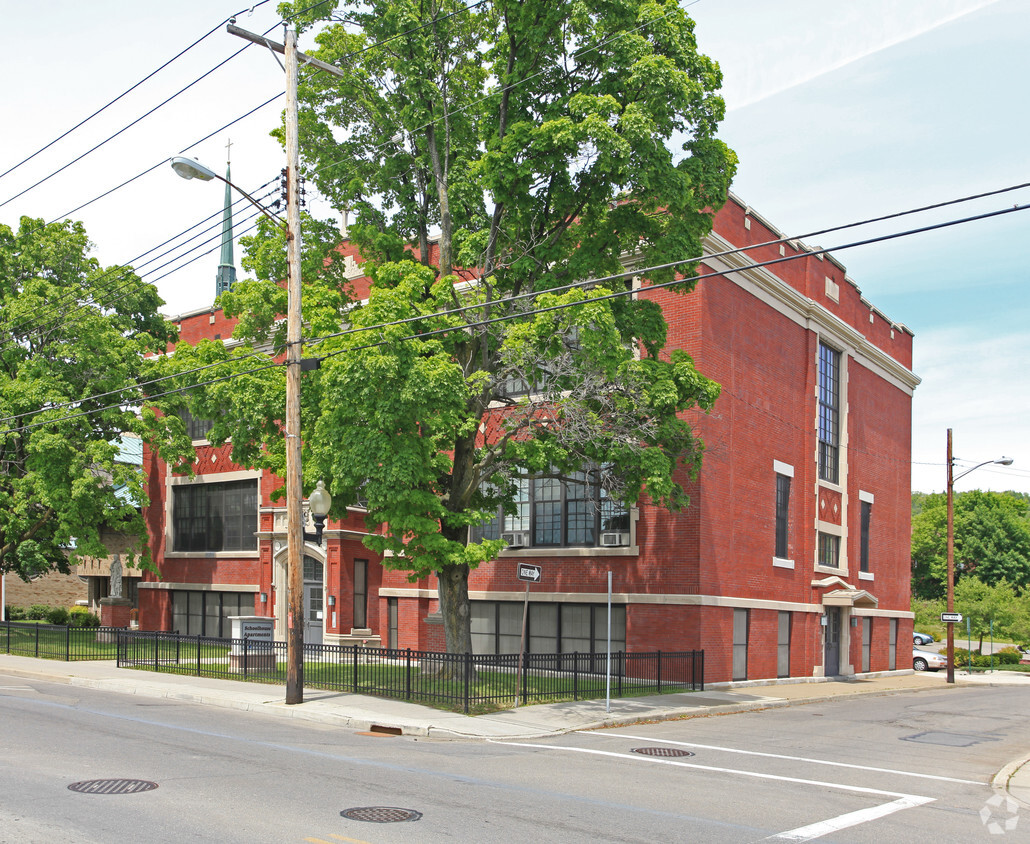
[913,648,947,672]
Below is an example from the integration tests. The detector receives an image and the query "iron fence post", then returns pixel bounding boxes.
[656,650,662,689]
[153,632,159,672]
[618,651,623,696]
[65,624,70,661]
[352,644,358,694]
[464,652,471,714]
[405,648,412,700]
[573,652,579,700]
[196,634,201,676]
[34,623,39,658]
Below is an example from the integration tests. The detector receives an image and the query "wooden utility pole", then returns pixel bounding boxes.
[284,27,305,705]
[226,23,346,705]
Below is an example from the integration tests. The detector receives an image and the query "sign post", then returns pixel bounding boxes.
[515,564,542,708]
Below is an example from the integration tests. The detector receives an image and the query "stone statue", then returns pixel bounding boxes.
[110,555,123,599]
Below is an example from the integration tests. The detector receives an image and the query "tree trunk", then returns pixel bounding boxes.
[437,563,473,654]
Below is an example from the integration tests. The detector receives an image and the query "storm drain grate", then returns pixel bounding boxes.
[631,747,694,758]
[341,807,422,824]
[68,779,158,795]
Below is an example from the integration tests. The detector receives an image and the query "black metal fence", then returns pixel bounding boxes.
[114,630,703,712]
[1,620,121,661]
[1,621,704,712]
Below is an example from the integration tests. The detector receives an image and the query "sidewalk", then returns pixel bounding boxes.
[2,654,1028,806]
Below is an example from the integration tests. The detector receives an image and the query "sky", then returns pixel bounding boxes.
[2,0,1028,495]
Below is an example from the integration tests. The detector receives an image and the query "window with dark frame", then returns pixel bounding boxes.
[775,473,791,559]
[172,479,258,552]
[860,500,872,573]
[777,611,791,678]
[817,342,841,483]
[178,408,216,441]
[469,600,626,656]
[732,608,749,682]
[353,559,368,629]
[471,466,629,549]
[817,531,840,568]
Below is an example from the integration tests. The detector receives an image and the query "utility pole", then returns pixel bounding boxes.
[226,22,346,705]
[283,27,305,705]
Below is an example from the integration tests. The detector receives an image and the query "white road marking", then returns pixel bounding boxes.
[594,732,983,785]
[0,685,34,692]
[489,740,932,800]
[765,795,936,841]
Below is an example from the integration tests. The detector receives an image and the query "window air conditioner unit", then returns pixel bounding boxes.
[600,531,630,547]
[501,531,530,548]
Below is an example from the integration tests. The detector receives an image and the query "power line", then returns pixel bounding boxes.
[0,6,270,183]
[0,186,274,352]
[4,194,1026,436]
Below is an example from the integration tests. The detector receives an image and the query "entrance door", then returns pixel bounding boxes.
[303,556,323,646]
[824,607,841,676]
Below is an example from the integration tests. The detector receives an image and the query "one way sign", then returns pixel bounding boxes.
[517,563,542,583]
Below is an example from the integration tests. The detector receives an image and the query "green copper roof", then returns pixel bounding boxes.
[216,161,237,299]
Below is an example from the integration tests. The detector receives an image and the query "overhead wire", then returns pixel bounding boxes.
[0,183,276,352]
[0,5,271,184]
[3,194,1027,438]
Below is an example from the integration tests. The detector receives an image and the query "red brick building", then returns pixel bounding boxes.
[139,194,919,685]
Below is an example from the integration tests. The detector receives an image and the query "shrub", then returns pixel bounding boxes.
[69,607,100,628]
[27,604,49,620]
[5,605,27,620]
[995,647,1022,665]
[45,606,70,626]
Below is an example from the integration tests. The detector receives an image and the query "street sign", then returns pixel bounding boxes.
[517,563,542,583]
[941,612,963,623]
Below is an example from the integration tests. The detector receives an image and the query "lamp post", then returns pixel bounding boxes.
[945,428,1013,684]
[170,24,345,706]
[172,147,333,702]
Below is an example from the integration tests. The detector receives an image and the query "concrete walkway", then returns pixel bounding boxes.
[2,654,1028,808]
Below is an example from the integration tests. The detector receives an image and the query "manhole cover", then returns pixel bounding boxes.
[631,747,694,758]
[341,807,422,823]
[68,779,158,795]
[901,732,997,747]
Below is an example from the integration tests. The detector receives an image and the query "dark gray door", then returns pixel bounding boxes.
[303,556,323,646]
[824,607,841,676]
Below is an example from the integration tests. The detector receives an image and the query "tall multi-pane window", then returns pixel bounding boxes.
[775,474,791,559]
[172,479,258,552]
[862,617,872,672]
[860,501,872,573]
[732,609,749,682]
[818,342,841,483]
[777,612,792,678]
[178,409,216,441]
[472,467,629,548]
[818,531,840,568]
[353,560,368,629]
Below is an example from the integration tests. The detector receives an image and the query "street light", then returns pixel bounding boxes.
[945,427,1013,684]
[170,141,309,703]
[304,480,332,545]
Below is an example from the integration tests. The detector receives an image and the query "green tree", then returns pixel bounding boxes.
[149,0,735,656]
[911,490,1030,599]
[0,217,176,579]
[954,576,1019,651]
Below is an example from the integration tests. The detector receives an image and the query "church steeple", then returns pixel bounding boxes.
[215,139,237,300]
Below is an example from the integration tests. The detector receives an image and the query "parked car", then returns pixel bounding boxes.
[913,648,947,672]
[913,632,935,645]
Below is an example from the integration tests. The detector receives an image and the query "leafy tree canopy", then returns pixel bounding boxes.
[0,217,176,579]
[911,490,1030,599]
[146,0,736,654]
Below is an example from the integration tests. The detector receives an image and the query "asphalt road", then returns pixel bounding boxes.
[1,672,1026,843]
